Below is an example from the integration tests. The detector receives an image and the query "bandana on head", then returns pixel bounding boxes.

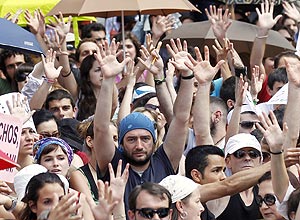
[33,137,74,165]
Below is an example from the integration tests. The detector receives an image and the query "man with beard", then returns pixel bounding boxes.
[93,38,202,214]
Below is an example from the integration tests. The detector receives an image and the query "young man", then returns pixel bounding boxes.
[44,89,77,120]
[128,182,172,220]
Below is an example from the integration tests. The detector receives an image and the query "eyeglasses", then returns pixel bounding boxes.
[135,208,170,219]
[256,194,276,207]
[262,151,271,163]
[239,121,259,129]
[39,131,60,138]
[144,104,159,111]
[232,149,261,159]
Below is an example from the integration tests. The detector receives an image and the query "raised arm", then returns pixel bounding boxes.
[94,40,131,173]
[192,46,225,146]
[283,59,300,149]
[250,0,281,71]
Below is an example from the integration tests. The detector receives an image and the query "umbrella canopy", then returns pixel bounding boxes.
[163,20,295,58]
[47,0,200,17]
[0,149,19,170]
[0,18,43,54]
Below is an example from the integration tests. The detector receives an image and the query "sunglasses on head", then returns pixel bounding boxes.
[232,149,261,159]
[256,194,276,207]
[240,121,259,129]
[136,208,170,219]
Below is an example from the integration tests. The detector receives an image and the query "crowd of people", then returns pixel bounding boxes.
[0,0,300,220]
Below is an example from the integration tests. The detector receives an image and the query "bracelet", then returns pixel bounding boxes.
[61,69,72,77]
[114,214,126,219]
[5,198,17,212]
[181,73,194,80]
[154,78,166,85]
[270,149,284,155]
[255,34,268,39]
[43,76,56,84]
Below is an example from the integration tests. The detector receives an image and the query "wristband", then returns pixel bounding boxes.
[181,73,194,80]
[154,78,165,85]
[43,76,56,84]
[61,69,72,77]
[5,198,17,212]
[235,67,247,77]
[270,149,284,155]
[255,34,269,39]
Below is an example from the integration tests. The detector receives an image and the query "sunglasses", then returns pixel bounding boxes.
[239,121,259,129]
[144,104,159,111]
[67,44,75,51]
[135,208,170,219]
[39,131,60,138]
[232,149,261,159]
[256,194,276,207]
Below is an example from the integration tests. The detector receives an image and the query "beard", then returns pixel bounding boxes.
[122,148,152,166]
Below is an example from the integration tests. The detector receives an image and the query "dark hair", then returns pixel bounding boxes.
[267,67,288,90]
[185,145,225,179]
[81,22,106,39]
[75,38,98,62]
[274,51,300,69]
[220,76,236,109]
[258,171,271,184]
[19,172,65,220]
[33,109,57,130]
[287,188,300,220]
[210,96,228,123]
[77,55,97,121]
[36,144,68,164]
[128,182,172,211]
[14,63,34,83]
[114,31,141,64]
[45,89,75,109]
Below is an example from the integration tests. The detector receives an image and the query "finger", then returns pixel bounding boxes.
[194,47,202,62]
[183,40,188,52]
[204,46,209,61]
[108,163,115,179]
[116,160,122,178]
[166,44,176,58]
[176,38,183,51]
[170,39,178,54]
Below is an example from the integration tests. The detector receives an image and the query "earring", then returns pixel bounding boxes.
[180,211,188,219]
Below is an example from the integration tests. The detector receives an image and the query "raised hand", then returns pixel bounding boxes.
[6,93,34,124]
[24,10,45,37]
[87,180,119,220]
[47,12,72,43]
[167,38,191,75]
[108,160,129,203]
[256,111,286,152]
[250,65,264,99]
[227,41,244,69]
[41,48,62,80]
[235,75,248,107]
[212,38,230,62]
[285,58,300,87]
[283,2,300,24]
[185,46,224,85]
[151,15,174,39]
[205,5,231,42]
[256,0,282,30]
[95,39,131,79]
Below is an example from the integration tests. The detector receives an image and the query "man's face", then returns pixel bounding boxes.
[128,190,171,220]
[122,129,154,167]
[47,98,75,120]
[268,81,286,97]
[78,41,100,65]
[239,113,259,134]
[200,155,226,184]
[4,54,25,80]
[90,30,106,45]
[226,147,261,174]
[277,56,300,68]
[258,180,283,220]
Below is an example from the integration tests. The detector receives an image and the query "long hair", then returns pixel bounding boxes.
[18,172,65,220]
[77,55,97,121]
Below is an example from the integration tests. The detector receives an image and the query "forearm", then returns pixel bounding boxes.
[165,76,177,104]
[225,105,241,143]
[194,84,214,145]
[220,62,232,80]
[118,84,134,123]
[250,27,269,69]
[201,162,271,203]
[29,81,52,110]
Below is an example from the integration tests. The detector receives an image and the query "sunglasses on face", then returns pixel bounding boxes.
[144,104,159,111]
[256,194,276,207]
[135,208,170,219]
[232,149,261,159]
[239,121,259,129]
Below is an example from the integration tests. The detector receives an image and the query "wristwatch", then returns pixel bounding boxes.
[37,210,50,220]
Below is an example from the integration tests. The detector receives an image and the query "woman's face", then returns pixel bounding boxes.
[181,190,204,220]
[183,190,204,219]
[36,120,59,139]
[284,18,298,36]
[31,183,64,217]
[89,60,103,88]
[40,147,69,177]
[19,128,35,156]
[118,39,137,61]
